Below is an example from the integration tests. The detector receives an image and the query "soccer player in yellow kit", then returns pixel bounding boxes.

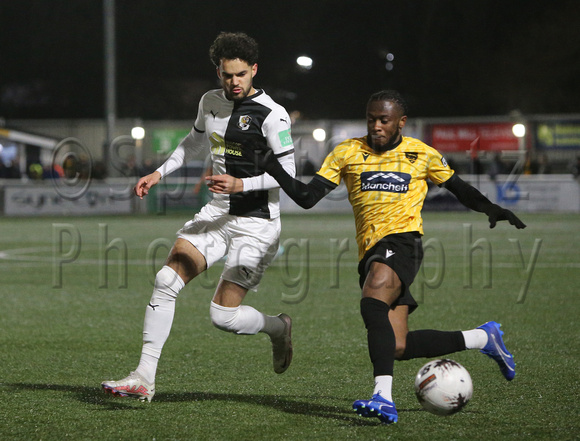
[236,90,526,424]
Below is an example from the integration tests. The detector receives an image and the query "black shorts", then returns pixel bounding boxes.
[357,232,423,314]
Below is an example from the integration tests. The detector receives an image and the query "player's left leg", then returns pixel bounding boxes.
[209,215,292,374]
[210,279,292,373]
[210,279,288,337]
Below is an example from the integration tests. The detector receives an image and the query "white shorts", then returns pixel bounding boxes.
[177,201,281,290]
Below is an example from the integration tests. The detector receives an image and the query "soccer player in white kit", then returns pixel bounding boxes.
[101,32,296,402]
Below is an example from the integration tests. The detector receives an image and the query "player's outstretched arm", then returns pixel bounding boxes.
[134,136,196,199]
[484,203,526,229]
[442,174,526,229]
[241,141,334,209]
[134,171,161,199]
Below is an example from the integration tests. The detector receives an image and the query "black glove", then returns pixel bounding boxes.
[241,139,279,174]
[486,204,526,229]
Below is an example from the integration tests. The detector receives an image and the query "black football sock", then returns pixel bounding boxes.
[398,329,466,361]
[360,297,395,377]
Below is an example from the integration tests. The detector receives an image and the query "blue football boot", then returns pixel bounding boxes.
[478,321,516,381]
[353,394,398,424]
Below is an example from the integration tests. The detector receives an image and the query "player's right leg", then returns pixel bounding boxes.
[102,239,206,402]
[101,371,156,402]
[353,262,402,424]
[396,321,515,381]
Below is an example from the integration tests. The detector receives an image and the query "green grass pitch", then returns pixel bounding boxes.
[1,211,579,440]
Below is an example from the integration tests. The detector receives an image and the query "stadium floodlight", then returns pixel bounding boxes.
[131,126,145,140]
[132,125,145,167]
[512,123,526,138]
[296,56,313,70]
[512,123,526,152]
[313,128,326,142]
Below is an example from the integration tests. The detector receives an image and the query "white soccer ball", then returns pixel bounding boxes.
[414,359,473,416]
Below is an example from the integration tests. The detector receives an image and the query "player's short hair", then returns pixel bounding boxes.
[209,32,259,67]
[367,90,408,116]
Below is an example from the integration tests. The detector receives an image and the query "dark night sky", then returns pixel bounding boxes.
[1,0,579,121]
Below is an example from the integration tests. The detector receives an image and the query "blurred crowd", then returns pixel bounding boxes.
[0,154,159,181]
[2,150,580,183]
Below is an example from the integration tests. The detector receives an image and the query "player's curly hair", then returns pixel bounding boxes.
[367,90,408,116]
[209,32,259,67]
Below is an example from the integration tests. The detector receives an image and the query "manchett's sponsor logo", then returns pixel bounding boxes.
[360,171,411,193]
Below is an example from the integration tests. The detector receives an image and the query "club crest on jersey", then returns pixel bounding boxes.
[360,171,411,193]
[405,152,418,163]
[238,115,252,130]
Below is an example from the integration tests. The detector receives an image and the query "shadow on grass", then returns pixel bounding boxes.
[2,383,146,411]
[2,382,423,426]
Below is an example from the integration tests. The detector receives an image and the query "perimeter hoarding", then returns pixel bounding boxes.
[430,122,520,152]
[3,183,133,216]
[536,121,580,150]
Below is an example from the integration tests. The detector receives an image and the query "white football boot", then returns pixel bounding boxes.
[101,371,155,402]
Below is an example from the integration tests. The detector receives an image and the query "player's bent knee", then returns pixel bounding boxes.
[394,341,407,360]
[209,302,237,332]
[209,302,264,335]
[151,265,184,301]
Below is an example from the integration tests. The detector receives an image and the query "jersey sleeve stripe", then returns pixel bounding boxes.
[313,174,338,190]
[275,148,295,158]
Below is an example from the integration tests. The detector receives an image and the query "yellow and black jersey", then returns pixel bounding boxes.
[316,136,454,259]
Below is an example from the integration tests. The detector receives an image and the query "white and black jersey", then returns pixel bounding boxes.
[158,88,296,219]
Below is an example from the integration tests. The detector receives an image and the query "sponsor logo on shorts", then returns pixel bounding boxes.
[360,171,411,193]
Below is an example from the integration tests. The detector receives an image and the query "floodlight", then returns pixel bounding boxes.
[512,123,526,138]
[313,128,326,142]
[131,126,145,140]
[297,56,313,70]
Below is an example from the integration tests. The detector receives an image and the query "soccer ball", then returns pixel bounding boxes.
[414,359,473,416]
